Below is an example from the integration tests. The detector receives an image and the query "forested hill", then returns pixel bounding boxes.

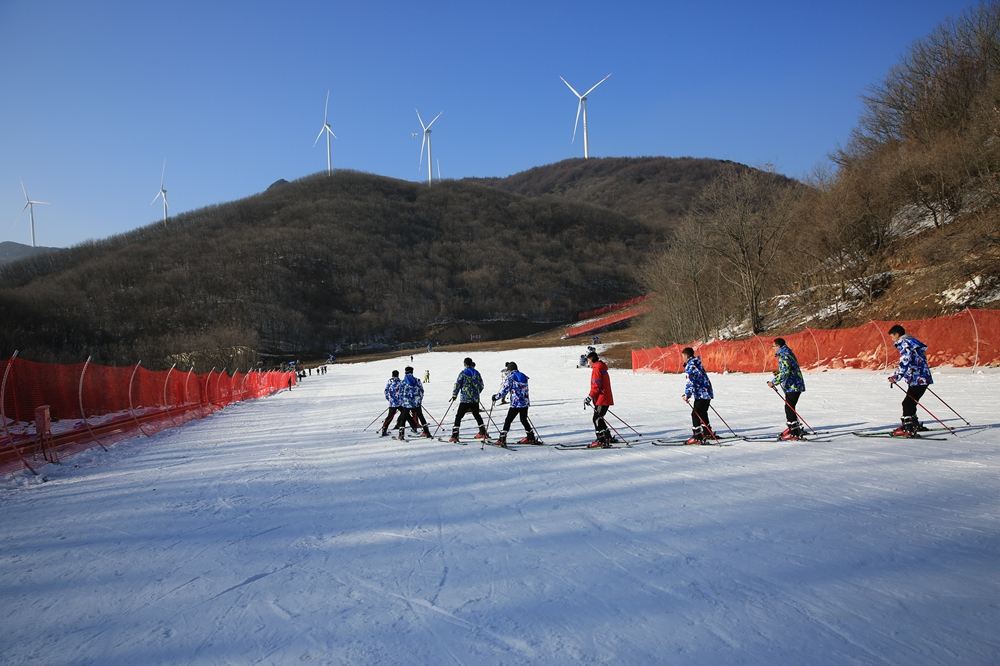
[0,241,62,266]
[473,157,787,233]
[0,171,651,367]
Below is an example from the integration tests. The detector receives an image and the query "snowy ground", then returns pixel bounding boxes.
[1,345,998,665]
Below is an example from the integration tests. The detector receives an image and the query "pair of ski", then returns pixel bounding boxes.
[436,437,545,449]
[651,434,741,446]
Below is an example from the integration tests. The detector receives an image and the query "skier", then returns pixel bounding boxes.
[766,338,806,440]
[379,370,403,437]
[449,358,487,442]
[424,369,430,383]
[492,361,534,447]
[887,325,933,437]
[393,366,432,440]
[681,347,715,444]
[583,351,615,448]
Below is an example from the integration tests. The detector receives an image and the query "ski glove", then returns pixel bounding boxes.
[450,396,457,402]
[491,394,500,402]
[584,396,593,408]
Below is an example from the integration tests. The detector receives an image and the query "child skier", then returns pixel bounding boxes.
[681,347,715,444]
[584,351,615,448]
[766,338,806,441]
[887,325,933,437]
[449,357,487,442]
[393,366,432,440]
[492,361,534,447]
[380,370,403,437]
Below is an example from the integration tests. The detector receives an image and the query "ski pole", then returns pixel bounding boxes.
[431,399,455,438]
[926,387,971,426]
[363,406,390,431]
[769,385,817,435]
[890,382,959,436]
[708,404,739,439]
[683,397,721,441]
[480,400,502,439]
[606,408,642,437]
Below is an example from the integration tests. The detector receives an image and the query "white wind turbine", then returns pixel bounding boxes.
[314,90,337,176]
[559,73,612,159]
[415,109,442,185]
[19,180,49,247]
[151,160,168,226]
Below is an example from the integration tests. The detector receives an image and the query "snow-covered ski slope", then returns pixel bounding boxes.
[2,345,998,665]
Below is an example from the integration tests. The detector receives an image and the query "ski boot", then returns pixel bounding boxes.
[915,419,930,432]
[474,427,488,440]
[448,431,461,443]
[396,429,406,441]
[421,428,433,439]
[701,424,718,441]
[379,429,389,437]
[685,426,704,445]
[495,434,508,448]
[891,416,918,438]
[779,421,803,441]
[518,432,537,445]
[587,436,612,449]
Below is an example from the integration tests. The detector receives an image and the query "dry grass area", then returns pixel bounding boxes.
[334,325,641,369]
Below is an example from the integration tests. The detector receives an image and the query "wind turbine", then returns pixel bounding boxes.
[19,180,49,248]
[314,90,337,175]
[415,109,442,185]
[151,160,168,226]
[559,73,612,159]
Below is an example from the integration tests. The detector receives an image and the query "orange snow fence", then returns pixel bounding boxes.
[566,297,652,339]
[0,355,297,475]
[632,308,1000,373]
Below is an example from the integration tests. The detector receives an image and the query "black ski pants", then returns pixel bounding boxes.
[502,407,531,435]
[592,405,611,442]
[452,401,484,432]
[690,399,711,429]
[902,385,927,418]
[783,391,801,422]
[381,407,400,433]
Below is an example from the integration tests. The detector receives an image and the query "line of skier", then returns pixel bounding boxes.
[378,323,940,447]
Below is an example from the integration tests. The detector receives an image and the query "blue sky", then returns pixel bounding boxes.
[0,0,982,247]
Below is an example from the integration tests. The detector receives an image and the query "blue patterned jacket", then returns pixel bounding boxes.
[384,377,402,408]
[683,357,714,400]
[773,345,806,393]
[452,368,485,403]
[399,373,425,408]
[893,335,934,386]
[496,371,530,408]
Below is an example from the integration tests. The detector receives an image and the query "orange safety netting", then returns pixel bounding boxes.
[566,303,653,339]
[1,357,297,474]
[632,308,1000,373]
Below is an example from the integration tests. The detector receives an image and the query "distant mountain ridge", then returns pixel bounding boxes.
[0,241,61,266]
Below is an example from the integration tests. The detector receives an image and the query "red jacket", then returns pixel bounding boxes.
[589,360,614,406]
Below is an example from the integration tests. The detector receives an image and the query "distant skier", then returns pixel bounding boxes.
[681,347,715,444]
[583,351,615,448]
[887,325,933,437]
[380,370,403,437]
[449,358,487,442]
[424,369,431,383]
[492,361,534,447]
[766,338,806,441]
[393,366,432,440]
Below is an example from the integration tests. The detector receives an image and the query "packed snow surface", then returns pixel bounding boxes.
[2,345,998,665]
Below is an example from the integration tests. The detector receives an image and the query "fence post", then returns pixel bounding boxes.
[77,356,108,452]
[183,367,194,415]
[753,335,770,373]
[240,370,252,400]
[805,327,821,369]
[203,368,215,414]
[128,361,154,437]
[870,320,890,370]
[214,368,226,407]
[1,351,37,476]
[966,308,980,369]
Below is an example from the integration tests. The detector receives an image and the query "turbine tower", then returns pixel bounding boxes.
[19,180,49,248]
[314,90,337,176]
[559,73,612,159]
[415,109,442,185]
[151,160,169,226]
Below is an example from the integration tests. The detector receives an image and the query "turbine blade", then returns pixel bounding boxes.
[151,191,162,205]
[160,159,167,188]
[560,76,582,98]
[324,90,330,121]
[415,109,426,130]
[582,73,612,98]
[426,111,443,129]
[329,129,338,139]
[20,179,28,201]
[314,127,325,145]
[572,99,582,143]
[33,200,50,206]
[419,133,427,168]
[23,202,29,211]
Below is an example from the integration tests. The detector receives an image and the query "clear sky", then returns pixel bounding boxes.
[0,0,982,248]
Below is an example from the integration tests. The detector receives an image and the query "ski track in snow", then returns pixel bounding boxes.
[1,346,999,665]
